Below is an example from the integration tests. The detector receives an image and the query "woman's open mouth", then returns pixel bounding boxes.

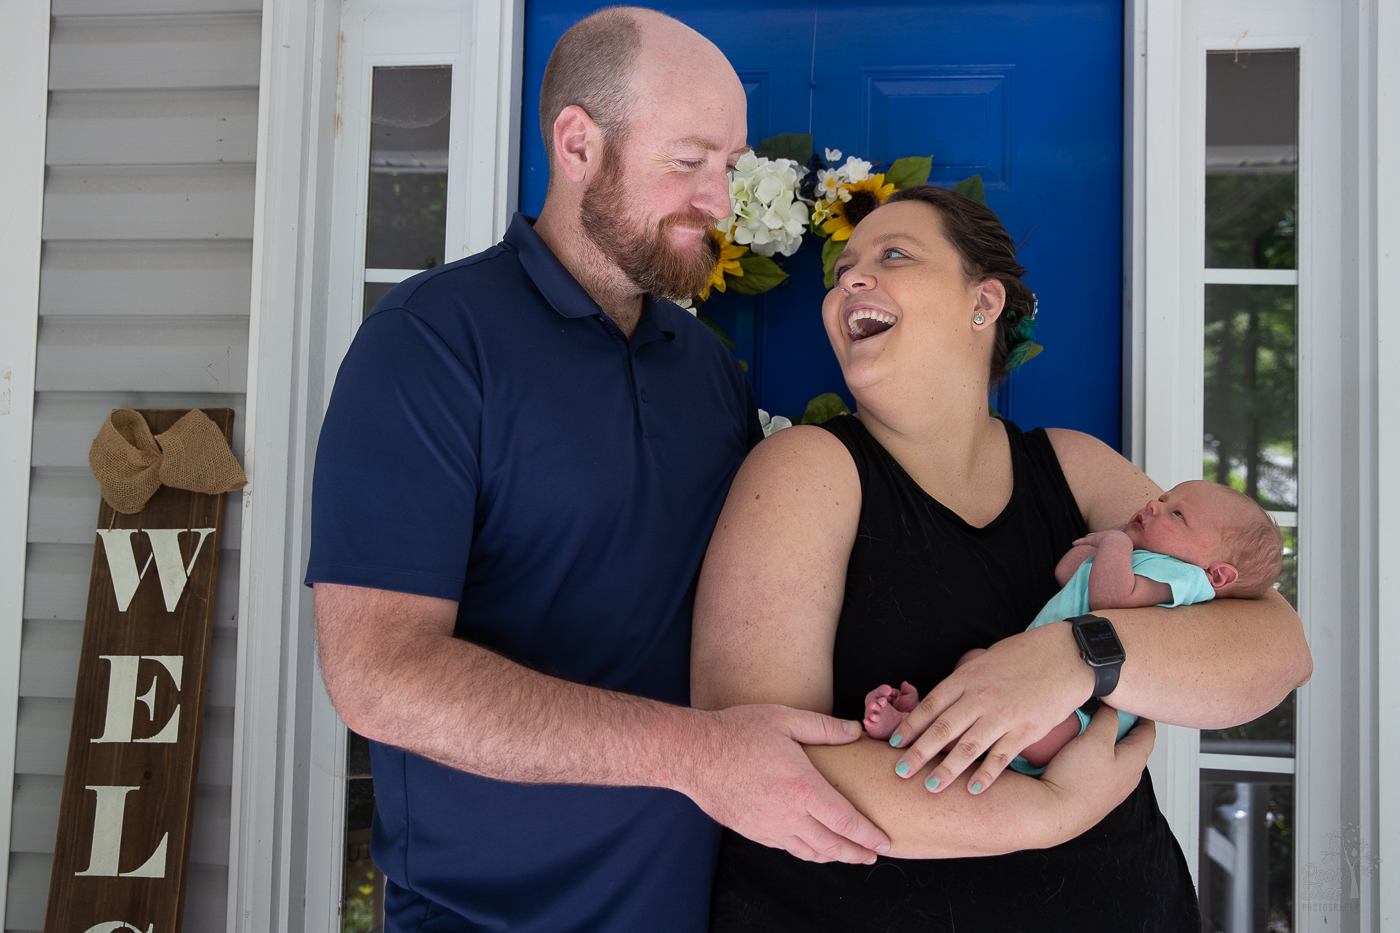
[845,306,896,340]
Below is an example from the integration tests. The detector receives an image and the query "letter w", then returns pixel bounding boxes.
[96,529,216,612]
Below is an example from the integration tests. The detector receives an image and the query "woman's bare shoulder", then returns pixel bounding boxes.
[1042,428,1161,531]
[735,423,860,492]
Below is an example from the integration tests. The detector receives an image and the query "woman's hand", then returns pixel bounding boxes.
[1036,705,1155,842]
[889,621,1094,795]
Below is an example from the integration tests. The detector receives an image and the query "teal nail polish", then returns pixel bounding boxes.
[889,734,902,747]
[971,782,983,794]
[895,761,911,777]
[924,775,940,791]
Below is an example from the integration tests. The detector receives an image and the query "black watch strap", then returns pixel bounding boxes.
[1069,614,1125,699]
[1087,659,1119,698]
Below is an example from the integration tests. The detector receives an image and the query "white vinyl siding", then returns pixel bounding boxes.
[4,1,259,931]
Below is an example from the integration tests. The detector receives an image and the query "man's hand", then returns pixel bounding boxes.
[683,704,892,864]
[890,622,1093,796]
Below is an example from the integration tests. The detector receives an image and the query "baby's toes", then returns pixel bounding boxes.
[864,713,897,740]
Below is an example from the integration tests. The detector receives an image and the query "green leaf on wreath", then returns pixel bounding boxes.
[951,174,986,205]
[697,311,737,351]
[755,133,814,164]
[821,235,847,289]
[729,254,789,295]
[885,155,933,190]
[800,393,851,425]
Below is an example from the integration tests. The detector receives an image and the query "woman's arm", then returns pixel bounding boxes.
[692,426,1153,858]
[809,705,1153,858]
[890,428,1312,796]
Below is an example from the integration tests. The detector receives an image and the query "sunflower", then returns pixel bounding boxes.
[697,229,749,302]
[819,174,897,241]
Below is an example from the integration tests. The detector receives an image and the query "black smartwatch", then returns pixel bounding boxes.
[1069,614,1125,700]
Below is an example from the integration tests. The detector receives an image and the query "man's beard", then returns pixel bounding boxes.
[580,143,721,301]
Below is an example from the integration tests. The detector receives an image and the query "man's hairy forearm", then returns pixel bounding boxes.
[316,583,894,865]
[317,583,699,792]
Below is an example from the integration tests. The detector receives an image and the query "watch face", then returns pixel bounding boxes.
[1075,619,1126,665]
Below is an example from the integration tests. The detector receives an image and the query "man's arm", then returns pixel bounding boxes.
[1082,529,1173,609]
[890,429,1312,796]
[315,583,890,864]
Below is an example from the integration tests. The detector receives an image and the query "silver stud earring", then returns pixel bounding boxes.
[973,312,985,325]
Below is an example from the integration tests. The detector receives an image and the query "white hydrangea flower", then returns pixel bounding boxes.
[674,296,696,314]
[839,155,873,182]
[718,151,811,258]
[824,147,843,163]
[758,409,793,437]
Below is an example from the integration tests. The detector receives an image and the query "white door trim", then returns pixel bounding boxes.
[0,0,51,918]
[231,1,523,930]
[1373,0,1399,924]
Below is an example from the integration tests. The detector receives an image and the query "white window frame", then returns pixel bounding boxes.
[1377,3,1400,926]
[1131,0,1392,928]
[0,0,52,920]
[232,1,521,931]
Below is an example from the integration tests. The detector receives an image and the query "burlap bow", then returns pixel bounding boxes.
[89,409,248,514]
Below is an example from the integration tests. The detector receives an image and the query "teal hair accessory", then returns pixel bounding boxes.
[1003,296,1042,372]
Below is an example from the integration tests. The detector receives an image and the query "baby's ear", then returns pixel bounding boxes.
[1206,561,1239,592]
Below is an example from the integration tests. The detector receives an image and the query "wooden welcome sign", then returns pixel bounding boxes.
[45,409,242,933]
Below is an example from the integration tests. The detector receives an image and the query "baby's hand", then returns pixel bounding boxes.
[1072,528,1131,549]
[862,681,920,740]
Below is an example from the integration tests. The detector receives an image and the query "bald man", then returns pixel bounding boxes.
[307,8,889,932]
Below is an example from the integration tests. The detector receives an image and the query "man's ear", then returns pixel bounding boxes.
[552,104,602,185]
[971,277,1006,329]
[1206,561,1239,591]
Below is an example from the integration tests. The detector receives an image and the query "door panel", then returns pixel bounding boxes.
[521,0,1123,447]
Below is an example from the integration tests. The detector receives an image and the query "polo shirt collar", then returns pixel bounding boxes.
[505,213,678,340]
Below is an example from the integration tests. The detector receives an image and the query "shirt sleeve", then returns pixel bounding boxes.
[1129,551,1217,608]
[305,307,483,601]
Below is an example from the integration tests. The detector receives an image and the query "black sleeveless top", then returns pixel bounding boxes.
[709,416,1198,933]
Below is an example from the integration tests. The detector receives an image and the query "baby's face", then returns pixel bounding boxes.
[1122,481,1236,568]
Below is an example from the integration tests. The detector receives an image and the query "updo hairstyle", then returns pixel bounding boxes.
[884,185,1038,384]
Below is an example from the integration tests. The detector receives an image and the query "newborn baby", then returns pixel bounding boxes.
[863,481,1284,774]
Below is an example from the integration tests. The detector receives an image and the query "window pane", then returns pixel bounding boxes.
[1201,49,1298,913]
[366,65,451,271]
[343,732,384,932]
[1205,50,1298,270]
[1203,284,1298,511]
[363,280,397,320]
[1202,691,1295,756]
[1205,172,1295,270]
[1199,779,1294,933]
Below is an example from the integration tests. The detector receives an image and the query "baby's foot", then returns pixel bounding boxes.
[862,682,920,739]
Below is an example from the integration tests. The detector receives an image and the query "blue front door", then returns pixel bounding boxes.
[520,1,1124,449]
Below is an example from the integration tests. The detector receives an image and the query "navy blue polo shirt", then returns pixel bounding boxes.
[307,214,762,932]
